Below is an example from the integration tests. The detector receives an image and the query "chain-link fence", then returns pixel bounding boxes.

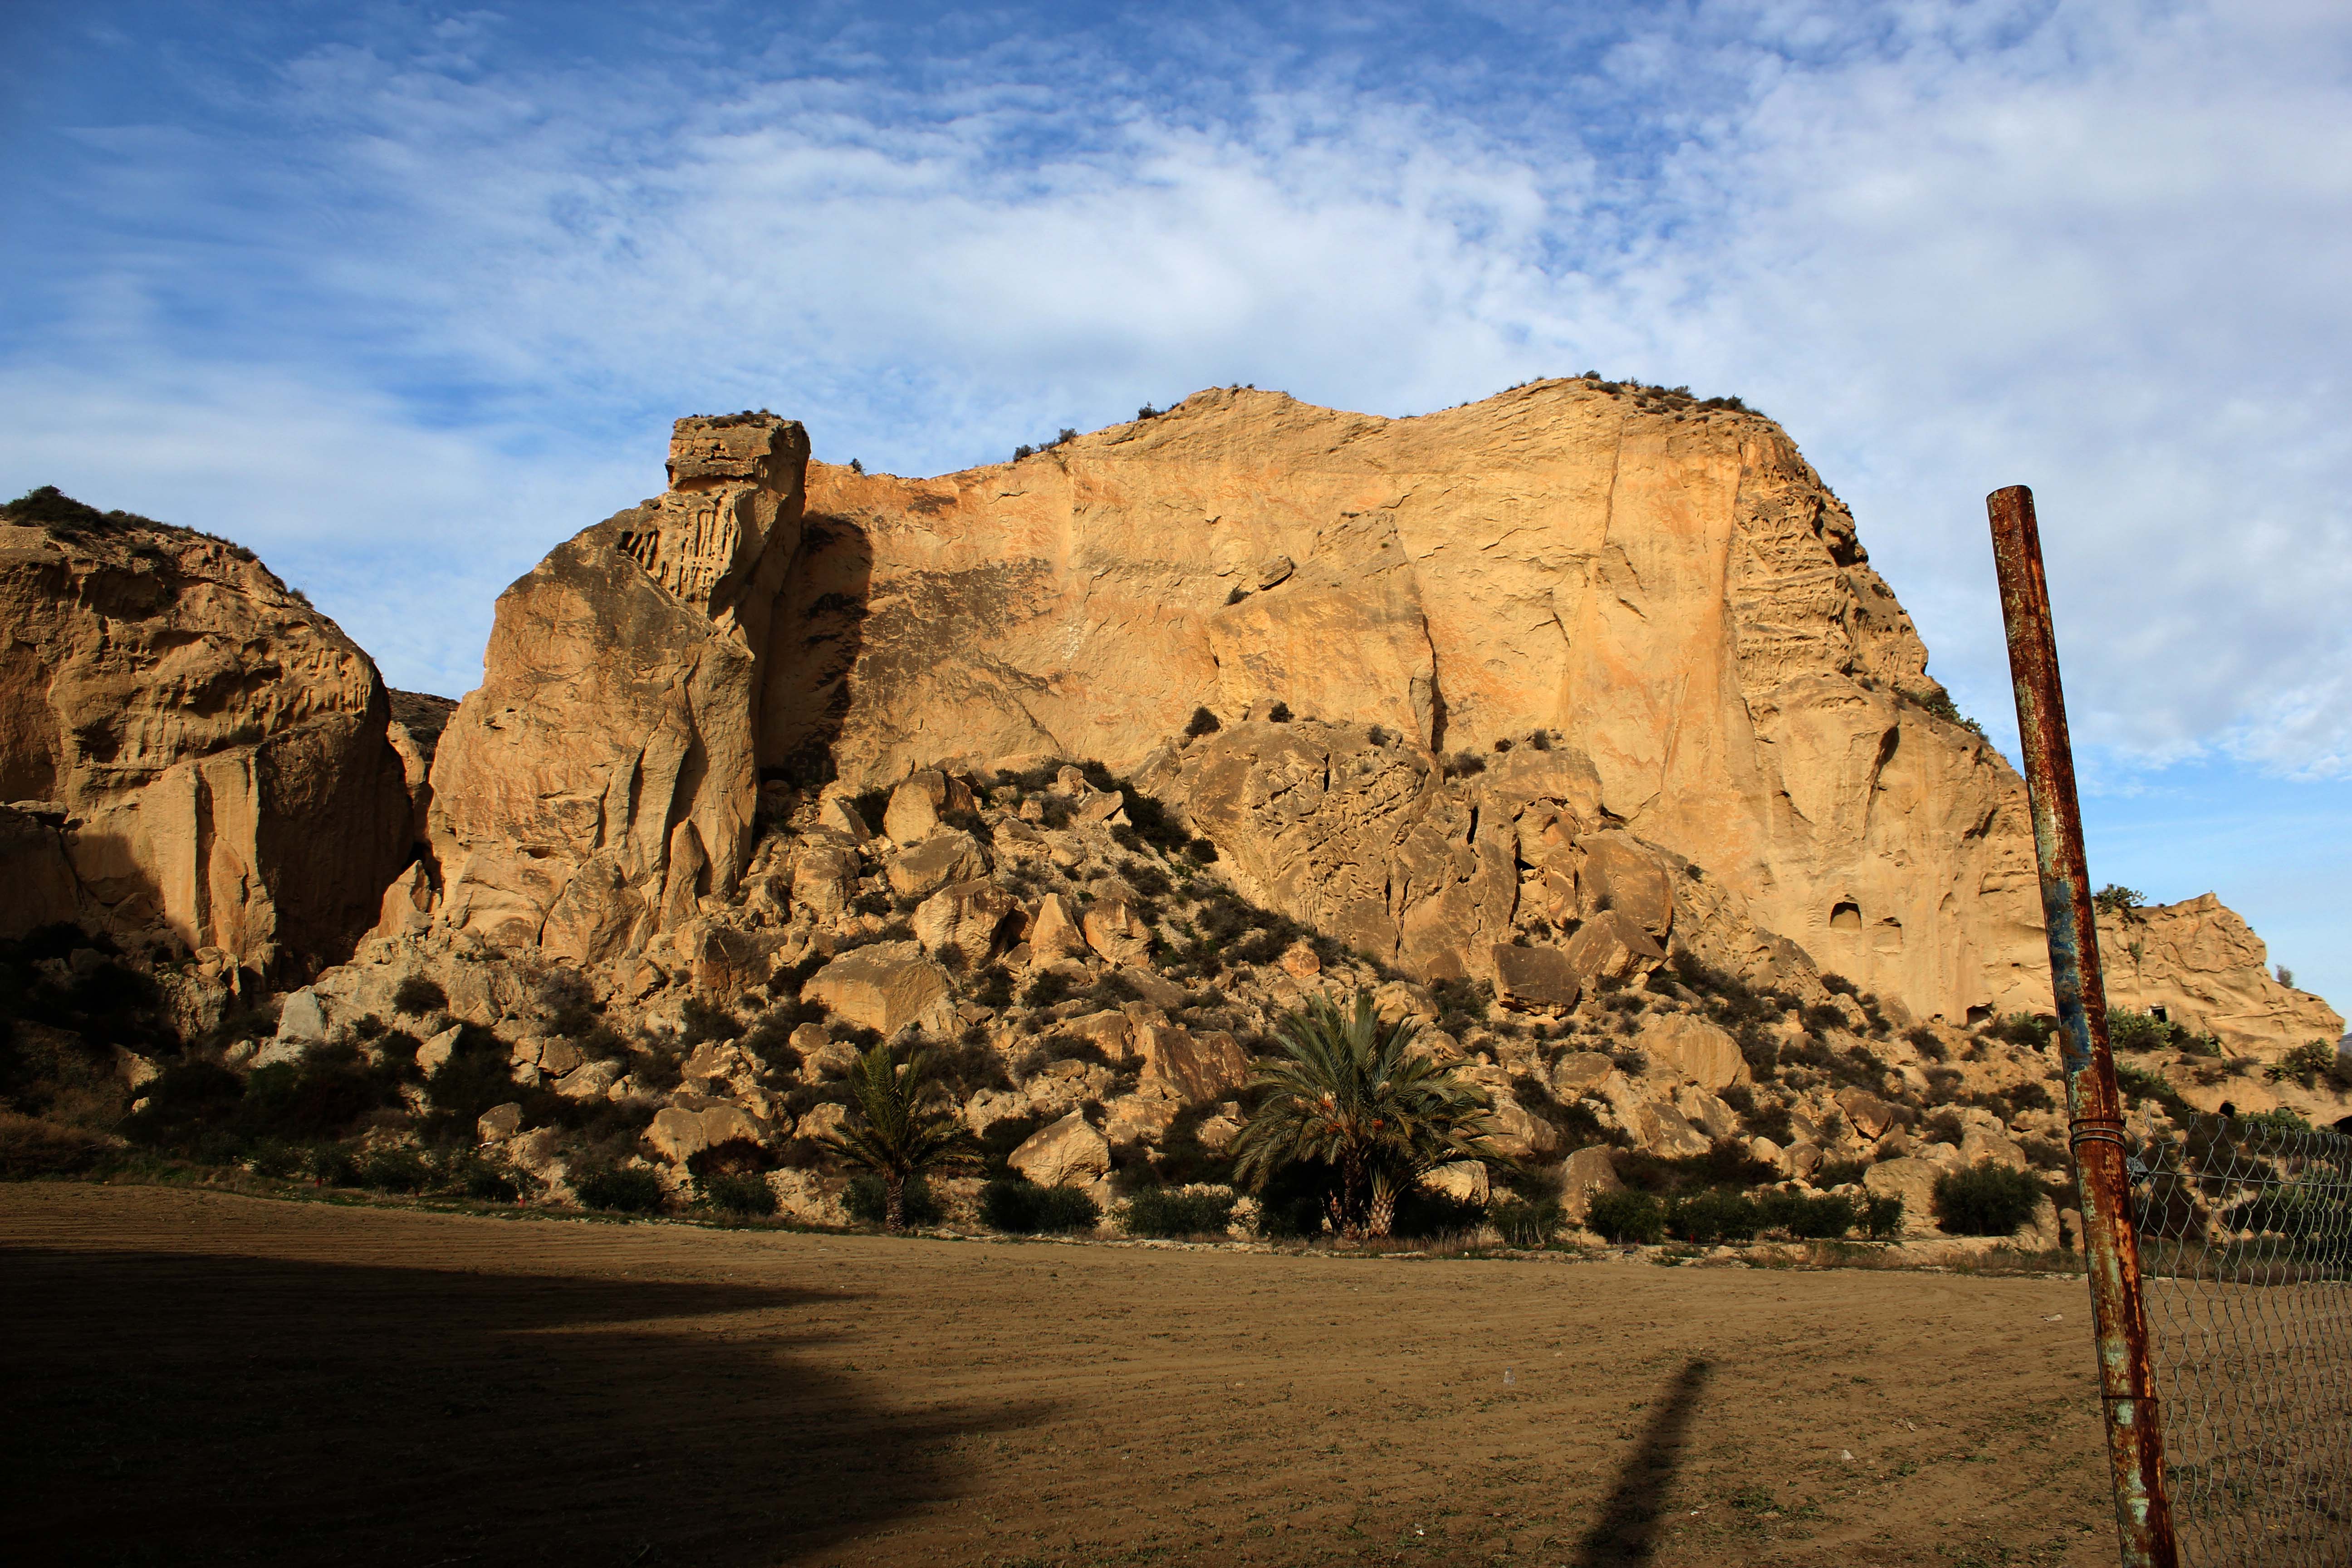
[2129,1113,2352,1566]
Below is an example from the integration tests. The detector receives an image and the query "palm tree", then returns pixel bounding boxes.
[818,1039,976,1232]
[1231,989,1500,1240]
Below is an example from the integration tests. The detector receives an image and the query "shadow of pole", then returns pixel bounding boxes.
[1573,1357,1713,1567]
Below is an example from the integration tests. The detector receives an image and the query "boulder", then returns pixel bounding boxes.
[912,878,1019,962]
[1028,892,1091,962]
[804,941,954,1035]
[1862,1157,1945,1235]
[1836,1087,1897,1141]
[1576,832,1676,942]
[1559,1145,1624,1222]
[554,1058,621,1099]
[1120,966,1188,1011]
[1104,1092,1182,1144]
[1065,1009,1135,1062]
[1082,897,1153,966]
[1641,1013,1749,1091]
[794,1102,849,1143]
[816,791,872,843]
[275,988,329,1046]
[414,1024,463,1074]
[1549,1050,1616,1098]
[1279,941,1322,978]
[1423,1161,1490,1205]
[791,845,861,916]
[1137,1024,1250,1104]
[1676,1085,1739,1141]
[1563,910,1667,990]
[1483,1095,1562,1161]
[1958,1124,2029,1170]
[1491,944,1582,1013]
[647,1103,767,1164]
[1009,1111,1112,1187]
[1195,1103,1246,1151]
[1600,1073,1711,1157]
[477,1101,525,1142]
[885,831,987,900]
[884,770,948,843]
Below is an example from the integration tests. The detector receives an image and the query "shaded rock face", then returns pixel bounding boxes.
[770,385,2048,1025]
[0,495,411,973]
[428,415,810,958]
[2101,894,2342,1054]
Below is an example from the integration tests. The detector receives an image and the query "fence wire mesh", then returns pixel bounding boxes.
[2129,1113,2352,1566]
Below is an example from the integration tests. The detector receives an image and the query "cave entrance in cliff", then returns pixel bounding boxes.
[1829,901,1862,933]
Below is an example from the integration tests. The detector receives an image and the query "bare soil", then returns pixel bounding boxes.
[1,1184,2121,1567]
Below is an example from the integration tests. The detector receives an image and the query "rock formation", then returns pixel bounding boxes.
[2100,894,2342,1052]
[426,413,810,961]
[0,487,411,975]
[769,383,2048,1025]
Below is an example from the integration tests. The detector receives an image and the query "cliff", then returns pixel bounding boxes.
[0,488,411,977]
[769,383,2047,1024]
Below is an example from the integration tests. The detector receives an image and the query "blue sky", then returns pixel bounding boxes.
[3,0,2347,1012]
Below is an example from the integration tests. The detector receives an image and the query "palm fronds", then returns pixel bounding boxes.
[1231,990,1499,1238]
[818,1039,977,1230]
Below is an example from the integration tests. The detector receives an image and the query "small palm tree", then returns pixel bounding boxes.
[1231,989,1499,1240]
[818,1039,976,1232]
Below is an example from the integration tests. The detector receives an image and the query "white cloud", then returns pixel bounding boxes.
[6,0,2350,792]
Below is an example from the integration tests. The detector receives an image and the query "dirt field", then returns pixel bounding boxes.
[1,1184,2123,1567]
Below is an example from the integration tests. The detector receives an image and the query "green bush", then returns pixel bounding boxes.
[1586,1189,1666,1244]
[1932,1161,2043,1237]
[1391,1186,1488,1240]
[980,1179,1100,1234]
[1755,1189,1857,1240]
[1122,1186,1236,1238]
[845,1172,940,1227]
[392,975,447,1017]
[357,1147,431,1193]
[1490,1197,1563,1247]
[1859,1193,1905,1240]
[1666,1188,1760,1245]
[701,1171,779,1216]
[574,1166,666,1215]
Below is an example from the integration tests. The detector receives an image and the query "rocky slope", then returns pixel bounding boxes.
[0,487,411,978]
[767,382,2045,1026]
[1,387,2341,1249]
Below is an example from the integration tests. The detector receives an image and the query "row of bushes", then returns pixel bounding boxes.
[1585,1186,1906,1245]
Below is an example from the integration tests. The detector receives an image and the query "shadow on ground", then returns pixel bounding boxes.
[1574,1357,1714,1566]
[0,1245,1046,1568]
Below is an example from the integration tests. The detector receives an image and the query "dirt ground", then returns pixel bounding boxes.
[1,1184,2124,1568]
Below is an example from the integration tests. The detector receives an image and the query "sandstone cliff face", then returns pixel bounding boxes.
[2100,894,2343,1054]
[0,492,411,973]
[769,384,2047,1024]
[427,415,810,962]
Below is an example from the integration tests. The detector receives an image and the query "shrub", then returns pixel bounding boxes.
[701,1171,779,1215]
[392,975,447,1017]
[1933,1161,2043,1237]
[1490,1197,1563,1247]
[980,1179,1100,1234]
[1122,1186,1236,1238]
[1185,706,1220,737]
[1585,1189,1665,1244]
[357,1147,431,1193]
[2107,1008,2168,1053]
[574,1166,666,1214]
[1756,1189,1857,1240]
[1266,701,1292,723]
[1666,1188,1760,1245]
[2093,884,2145,916]
[1983,1012,2054,1050]
[1859,1193,1905,1240]
[845,1172,941,1227]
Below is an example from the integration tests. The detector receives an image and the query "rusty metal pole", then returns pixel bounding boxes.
[1986,485,2179,1568]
